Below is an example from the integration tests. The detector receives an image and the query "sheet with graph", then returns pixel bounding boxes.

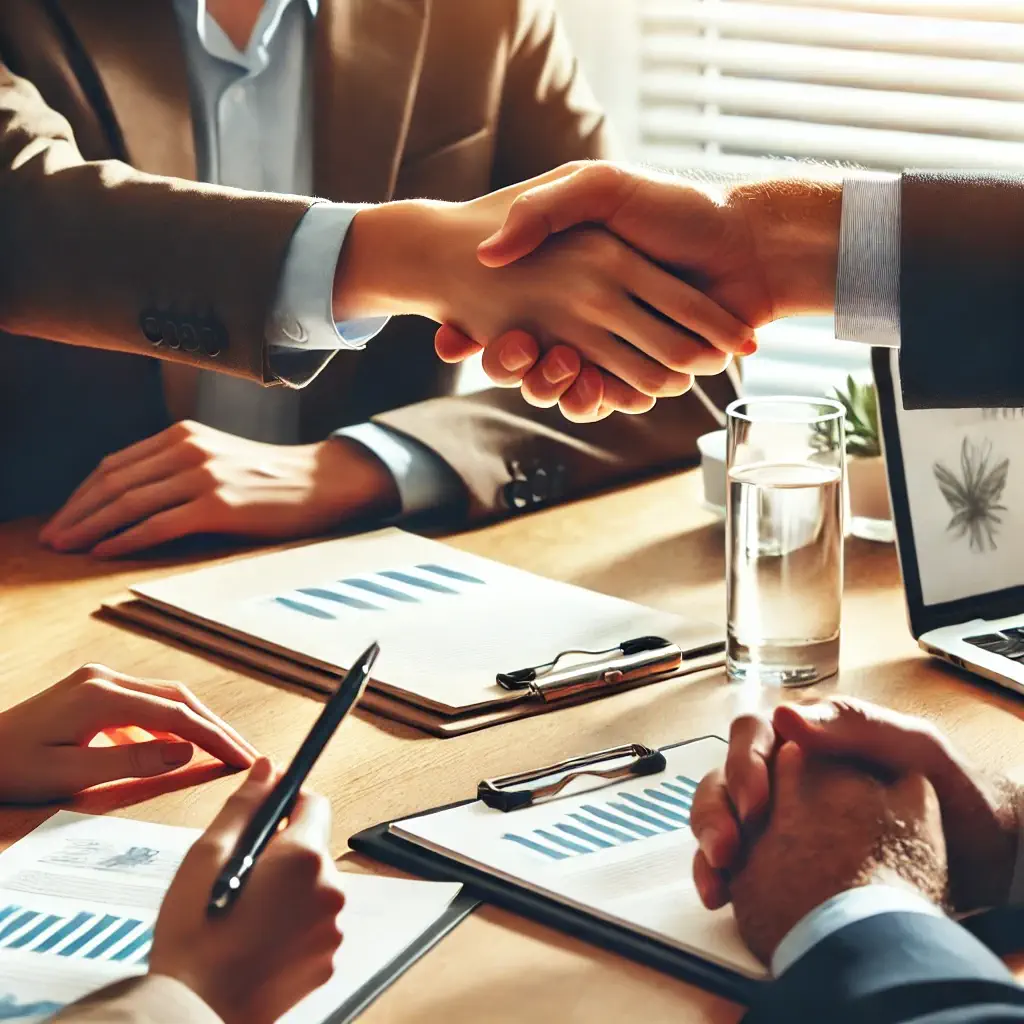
[0,811,195,1020]
[130,529,720,715]
[391,736,765,980]
[0,811,464,1022]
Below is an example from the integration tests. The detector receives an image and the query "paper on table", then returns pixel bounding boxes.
[392,737,764,980]
[131,529,721,714]
[0,811,462,1022]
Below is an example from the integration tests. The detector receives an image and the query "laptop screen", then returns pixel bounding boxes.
[875,348,1024,632]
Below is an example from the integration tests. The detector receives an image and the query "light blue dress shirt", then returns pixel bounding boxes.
[171,0,455,516]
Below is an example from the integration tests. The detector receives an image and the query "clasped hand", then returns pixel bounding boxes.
[692,697,1021,965]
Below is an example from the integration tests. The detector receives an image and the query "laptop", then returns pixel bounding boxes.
[874,347,1024,695]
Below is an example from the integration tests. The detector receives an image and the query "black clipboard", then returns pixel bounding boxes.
[349,737,762,1007]
[320,889,479,1023]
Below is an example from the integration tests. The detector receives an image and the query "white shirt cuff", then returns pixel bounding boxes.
[835,173,902,347]
[268,202,390,353]
[333,422,463,519]
[771,883,944,977]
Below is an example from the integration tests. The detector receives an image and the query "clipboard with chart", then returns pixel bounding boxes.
[349,736,766,1004]
[102,529,725,737]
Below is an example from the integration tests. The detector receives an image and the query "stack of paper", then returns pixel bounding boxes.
[106,529,724,735]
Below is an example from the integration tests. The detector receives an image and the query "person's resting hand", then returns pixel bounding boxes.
[691,697,1019,915]
[0,664,256,803]
[39,422,398,558]
[148,758,345,1024]
[728,742,947,965]
[335,166,758,405]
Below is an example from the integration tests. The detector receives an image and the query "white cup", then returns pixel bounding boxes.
[697,429,727,515]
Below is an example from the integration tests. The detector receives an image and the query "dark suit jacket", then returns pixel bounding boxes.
[0,0,735,522]
[901,171,1024,411]
[745,911,1024,1024]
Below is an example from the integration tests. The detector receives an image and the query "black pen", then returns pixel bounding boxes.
[207,641,380,915]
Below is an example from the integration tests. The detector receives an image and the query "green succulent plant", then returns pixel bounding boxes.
[812,375,881,458]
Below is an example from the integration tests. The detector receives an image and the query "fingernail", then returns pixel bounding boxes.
[735,793,752,821]
[479,231,500,250]
[543,353,574,384]
[499,341,532,373]
[162,742,193,767]
[699,827,725,869]
[740,337,758,356]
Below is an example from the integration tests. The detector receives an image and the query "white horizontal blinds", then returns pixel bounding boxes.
[640,0,1024,175]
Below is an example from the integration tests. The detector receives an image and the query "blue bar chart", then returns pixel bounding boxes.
[501,775,696,861]
[273,563,487,620]
[0,905,152,964]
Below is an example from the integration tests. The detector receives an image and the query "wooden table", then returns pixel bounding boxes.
[3,467,1024,1023]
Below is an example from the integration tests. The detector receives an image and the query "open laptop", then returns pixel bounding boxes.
[874,347,1024,696]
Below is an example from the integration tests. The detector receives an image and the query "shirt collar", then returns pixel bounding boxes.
[182,0,317,72]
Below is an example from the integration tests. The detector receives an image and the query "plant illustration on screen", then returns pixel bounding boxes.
[933,437,1009,552]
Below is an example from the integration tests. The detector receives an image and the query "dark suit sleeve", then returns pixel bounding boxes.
[900,170,1024,410]
[744,911,1024,1024]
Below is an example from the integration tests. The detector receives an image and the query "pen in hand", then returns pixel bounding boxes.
[207,641,380,915]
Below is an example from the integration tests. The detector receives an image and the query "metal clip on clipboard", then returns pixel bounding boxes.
[494,635,682,704]
[477,743,667,812]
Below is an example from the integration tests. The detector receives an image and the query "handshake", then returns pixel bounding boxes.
[335,162,843,423]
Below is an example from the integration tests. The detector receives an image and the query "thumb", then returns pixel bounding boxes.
[773,699,946,778]
[201,756,277,848]
[768,741,806,812]
[39,740,195,796]
[477,163,632,267]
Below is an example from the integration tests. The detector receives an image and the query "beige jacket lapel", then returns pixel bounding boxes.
[56,0,197,179]
[312,0,429,202]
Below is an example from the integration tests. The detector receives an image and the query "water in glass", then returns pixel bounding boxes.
[727,459,843,686]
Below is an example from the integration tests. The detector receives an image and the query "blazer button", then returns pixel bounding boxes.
[199,326,221,358]
[179,322,199,353]
[141,314,162,344]
[529,467,550,504]
[502,478,532,511]
[161,320,180,350]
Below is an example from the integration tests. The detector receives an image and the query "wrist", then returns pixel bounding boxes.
[726,179,842,319]
[331,200,453,322]
[317,438,400,521]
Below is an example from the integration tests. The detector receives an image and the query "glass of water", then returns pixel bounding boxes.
[726,396,846,687]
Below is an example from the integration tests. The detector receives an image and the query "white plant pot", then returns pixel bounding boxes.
[847,454,894,542]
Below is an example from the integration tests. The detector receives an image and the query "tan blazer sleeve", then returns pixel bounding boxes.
[52,976,221,1024]
[492,0,615,187]
[374,370,737,524]
[0,62,316,384]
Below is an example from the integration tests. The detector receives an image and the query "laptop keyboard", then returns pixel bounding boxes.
[965,628,1024,661]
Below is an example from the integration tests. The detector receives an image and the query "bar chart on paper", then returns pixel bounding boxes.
[271,563,487,621]
[501,775,697,861]
[0,905,152,964]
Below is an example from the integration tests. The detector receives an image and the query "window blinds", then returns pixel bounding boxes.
[640,0,1024,176]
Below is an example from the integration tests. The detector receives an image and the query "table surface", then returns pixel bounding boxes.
[3,467,1024,1023]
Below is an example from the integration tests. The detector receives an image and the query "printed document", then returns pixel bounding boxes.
[0,811,462,1021]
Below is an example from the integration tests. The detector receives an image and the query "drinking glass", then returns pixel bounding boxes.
[726,396,846,687]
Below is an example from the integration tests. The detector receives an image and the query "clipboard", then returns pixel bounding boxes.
[349,737,763,1005]
[101,595,724,738]
[321,889,479,1023]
